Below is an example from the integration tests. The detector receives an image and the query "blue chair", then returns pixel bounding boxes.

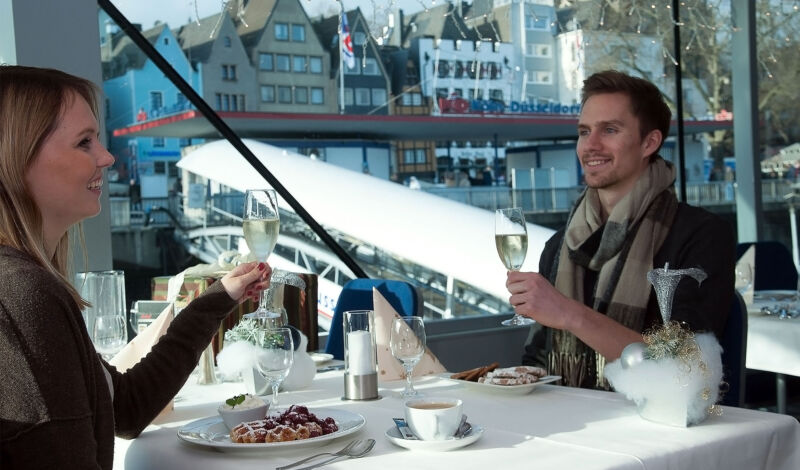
[736,241,798,291]
[324,279,421,360]
[720,291,748,407]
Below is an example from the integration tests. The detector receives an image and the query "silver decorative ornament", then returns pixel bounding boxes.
[620,342,648,369]
[646,263,707,324]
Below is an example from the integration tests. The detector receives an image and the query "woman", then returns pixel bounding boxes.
[0,65,270,468]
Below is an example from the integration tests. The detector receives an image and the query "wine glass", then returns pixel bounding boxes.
[495,207,535,326]
[254,327,293,406]
[734,264,753,296]
[93,315,127,361]
[243,189,280,318]
[390,316,426,398]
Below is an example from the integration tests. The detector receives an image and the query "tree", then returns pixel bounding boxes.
[560,0,800,158]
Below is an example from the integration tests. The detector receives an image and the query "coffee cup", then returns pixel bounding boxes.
[404,397,463,441]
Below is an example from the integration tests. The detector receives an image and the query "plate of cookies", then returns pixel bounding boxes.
[177,405,365,452]
[445,363,561,395]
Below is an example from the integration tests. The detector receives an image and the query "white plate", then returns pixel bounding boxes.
[385,425,483,451]
[177,407,365,452]
[443,374,561,395]
[310,353,334,365]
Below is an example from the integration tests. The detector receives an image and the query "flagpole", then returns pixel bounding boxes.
[338,1,345,115]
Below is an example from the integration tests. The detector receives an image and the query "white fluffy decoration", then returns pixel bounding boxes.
[216,340,258,381]
[604,333,723,426]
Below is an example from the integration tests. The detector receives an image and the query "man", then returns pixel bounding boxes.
[507,70,734,389]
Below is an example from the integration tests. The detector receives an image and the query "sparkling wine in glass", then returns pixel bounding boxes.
[254,327,294,406]
[243,189,280,317]
[390,316,426,398]
[93,315,127,361]
[496,207,535,327]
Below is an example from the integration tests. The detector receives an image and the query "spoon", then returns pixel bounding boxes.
[293,438,376,470]
[454,414,468,438]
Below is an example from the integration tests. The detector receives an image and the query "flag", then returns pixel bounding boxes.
[341,12,356,69]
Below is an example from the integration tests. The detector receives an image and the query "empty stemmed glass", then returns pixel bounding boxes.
[92,315,127,361]
[390,316,426,398]
[495,207,535,326]
[243,189,280,318]
[734,264,753,296]
[254,327,294,406]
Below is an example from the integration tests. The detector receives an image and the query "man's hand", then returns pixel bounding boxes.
[506,271,645,361]
[505,271,583,331]
[220,262,272,303]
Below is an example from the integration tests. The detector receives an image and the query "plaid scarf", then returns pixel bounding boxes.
[549,157,678,389]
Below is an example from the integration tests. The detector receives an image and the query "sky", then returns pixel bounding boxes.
[109,0,437,30]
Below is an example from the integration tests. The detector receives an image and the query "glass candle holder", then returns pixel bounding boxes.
[342,310,379,400]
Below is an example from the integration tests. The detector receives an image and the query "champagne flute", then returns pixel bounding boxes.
[390,316,426,398]
[254,327,294,406]
[93,315,127,361]
[496,207,535,326]
[243,189,280,317]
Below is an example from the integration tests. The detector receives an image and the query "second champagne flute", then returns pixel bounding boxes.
[496,207,535,326]
[243,189,280,317]
[254,327,294,406]
[390,316,426,398]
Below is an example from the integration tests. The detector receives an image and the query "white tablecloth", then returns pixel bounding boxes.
[746,295,800,375]
[114,370,800,470]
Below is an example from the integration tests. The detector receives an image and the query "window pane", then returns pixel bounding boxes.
[293,56,306,73]
[260,86,275,102]
[276,54,290,72]
[355,88,370,105]
[150,91,163,110]
[437,60,450,78]
[416,149,426,163]
[259,53,273,71]
[371,88,386,106]
[309,56,322,74]
[344,88,354,105]
[403,149,415,163]
[295,86,308,104]
[278,86,292,103]
[311,87,324,104]
[344,62,360,75]
[275,23,288,40]
[363,58,379,75]
[291,24,305,42]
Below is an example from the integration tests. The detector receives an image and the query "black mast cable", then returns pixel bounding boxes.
[97,0,367,279]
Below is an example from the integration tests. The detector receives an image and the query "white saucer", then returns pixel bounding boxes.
[310,353,334,365]
[385,425,483,451]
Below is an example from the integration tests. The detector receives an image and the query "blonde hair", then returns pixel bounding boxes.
[0,65,98,308]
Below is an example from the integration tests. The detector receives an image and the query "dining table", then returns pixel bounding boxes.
[746,290,800,414]
[113,365,800,470]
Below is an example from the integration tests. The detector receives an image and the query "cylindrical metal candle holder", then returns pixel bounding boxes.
[342,310,379,400]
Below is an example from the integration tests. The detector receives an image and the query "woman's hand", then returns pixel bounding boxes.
[220,261,271,303]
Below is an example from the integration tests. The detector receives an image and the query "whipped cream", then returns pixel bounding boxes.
[221,394,266,411]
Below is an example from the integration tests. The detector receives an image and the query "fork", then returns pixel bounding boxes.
[292,439,375,470]
[275,440,360,470]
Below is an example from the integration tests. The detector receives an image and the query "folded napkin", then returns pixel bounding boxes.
[373,288,446,381]
[735,245,755,304]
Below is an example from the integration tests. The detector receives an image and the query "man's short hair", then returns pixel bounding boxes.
[581,70,672,158]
